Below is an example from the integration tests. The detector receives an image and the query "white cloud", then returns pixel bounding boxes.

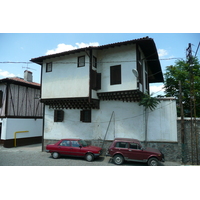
[45,42,100,55]
[0,69,16,78]
[158,49,168,57]
[150,84,165,96]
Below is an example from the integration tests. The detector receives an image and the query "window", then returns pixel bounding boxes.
[110,65,121,85]
[46,62,52,72]
[71,141,80,147]
[129,143,139,149]
[54,110,64,122]
[78,56,85,67]
[59,140,70,146]
[115,142,128,148]
[0,90,3,108]
[80,110,91,123]
[93,56,97,68]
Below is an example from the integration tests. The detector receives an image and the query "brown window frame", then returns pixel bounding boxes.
[110,65,121,85]
[80,110,91,123]
[46,62,52,72]
[0,90,3,108]
[54,110,64,122]
[93,56,97,68]
[78,56,85,67]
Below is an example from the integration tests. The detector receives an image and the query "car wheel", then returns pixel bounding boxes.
[85,153,94,162]
[148,158,159,166]
[52,152,60,159]
[113,154,124,165]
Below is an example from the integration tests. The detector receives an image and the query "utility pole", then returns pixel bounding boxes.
[186,43,194,164]
[179,80,185,163]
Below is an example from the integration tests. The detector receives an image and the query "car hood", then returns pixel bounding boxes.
[144,147,161,154]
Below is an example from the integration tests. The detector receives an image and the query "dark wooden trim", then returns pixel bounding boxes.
[5,82,9,117]
[2,136,42,148]
[1,116,43,119]
[41,98,99,109]
[97,90,143,102]
[89,49,92,102]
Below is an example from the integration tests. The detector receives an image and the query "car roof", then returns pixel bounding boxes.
[114,138,140,143]
[61,138,81,141]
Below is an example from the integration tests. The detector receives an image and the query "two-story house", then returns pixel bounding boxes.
[0,70,43,147]
[30,37,177,153]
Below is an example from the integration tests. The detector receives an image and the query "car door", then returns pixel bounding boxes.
[114,142,129,158]
[127,142,146,161]
[70,140,83,157]
[57,140,72,156]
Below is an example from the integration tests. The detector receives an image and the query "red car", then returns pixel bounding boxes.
[107,138,165,166]
[46,139,102,162]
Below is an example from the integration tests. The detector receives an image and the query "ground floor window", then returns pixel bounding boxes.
[54,110,64,122]
[80,110,91,123]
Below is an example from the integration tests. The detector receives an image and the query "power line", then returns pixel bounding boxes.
[0,57,183,65]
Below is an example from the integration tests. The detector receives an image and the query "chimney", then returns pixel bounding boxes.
[24,70,33,82]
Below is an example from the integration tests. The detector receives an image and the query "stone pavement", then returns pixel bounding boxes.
[0,143,181,166]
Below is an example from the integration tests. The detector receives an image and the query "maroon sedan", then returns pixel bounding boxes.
[46,139,102,162]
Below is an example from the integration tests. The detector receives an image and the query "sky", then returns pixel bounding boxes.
[0,33,199,95]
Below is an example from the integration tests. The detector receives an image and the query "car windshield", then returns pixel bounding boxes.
[79,140,88,147]
[139,142,145,149]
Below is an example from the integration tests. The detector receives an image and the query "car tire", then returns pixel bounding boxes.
[52,152,60,159]
[113,154,124,165]
[148,157,159,166]
[85,153,94,162]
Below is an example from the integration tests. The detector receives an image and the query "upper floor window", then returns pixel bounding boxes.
[46,62,52,72]
[78,56,85,67]
[93,56,97,68]
[110,65,121,85]
[0,90,3,108]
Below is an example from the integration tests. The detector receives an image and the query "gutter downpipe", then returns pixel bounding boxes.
[14,131,29,147]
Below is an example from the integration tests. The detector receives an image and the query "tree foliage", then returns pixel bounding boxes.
[139,93,160,111]
[164,57,200,117]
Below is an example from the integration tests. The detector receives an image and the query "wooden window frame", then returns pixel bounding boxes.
[54,110,64,122]
[78,56,85,67]
[110,65,121,85]
[0,90,3,108]
[46,62,52,72]
[80,110,91,123]
[93,56,97,68]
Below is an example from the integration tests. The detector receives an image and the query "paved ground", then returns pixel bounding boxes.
[0,143,181,166]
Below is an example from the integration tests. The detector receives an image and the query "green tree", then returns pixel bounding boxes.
[164,57,200,117]
[139,93,160,145]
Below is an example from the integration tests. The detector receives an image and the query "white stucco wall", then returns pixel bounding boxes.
[0,118,43,140]
[42,53,90,99]
[44,99,177,142]
[97,44,138,93]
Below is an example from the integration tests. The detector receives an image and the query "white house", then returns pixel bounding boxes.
[30,37,177,151]
[0,70,43,147]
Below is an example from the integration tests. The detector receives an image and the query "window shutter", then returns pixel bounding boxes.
[0,90,3,108]
[54,110,64,122]
[91,70,97,90]
[110,65,121,85]
[96,73,101,90]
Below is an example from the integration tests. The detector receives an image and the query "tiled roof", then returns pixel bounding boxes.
[30,36,152,64]
[30,36,163,83]
[0,77,40,88]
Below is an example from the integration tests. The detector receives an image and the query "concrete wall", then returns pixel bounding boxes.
[0,118,43,140]
[44,99,177,143]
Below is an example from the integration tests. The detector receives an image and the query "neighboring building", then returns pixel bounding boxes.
[30,37,178,156]
[0,70,43,147]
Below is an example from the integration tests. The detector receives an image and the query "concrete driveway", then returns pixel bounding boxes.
[0,143,181,166]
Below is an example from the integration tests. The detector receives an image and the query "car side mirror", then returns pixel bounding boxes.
[79,145,82,148]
